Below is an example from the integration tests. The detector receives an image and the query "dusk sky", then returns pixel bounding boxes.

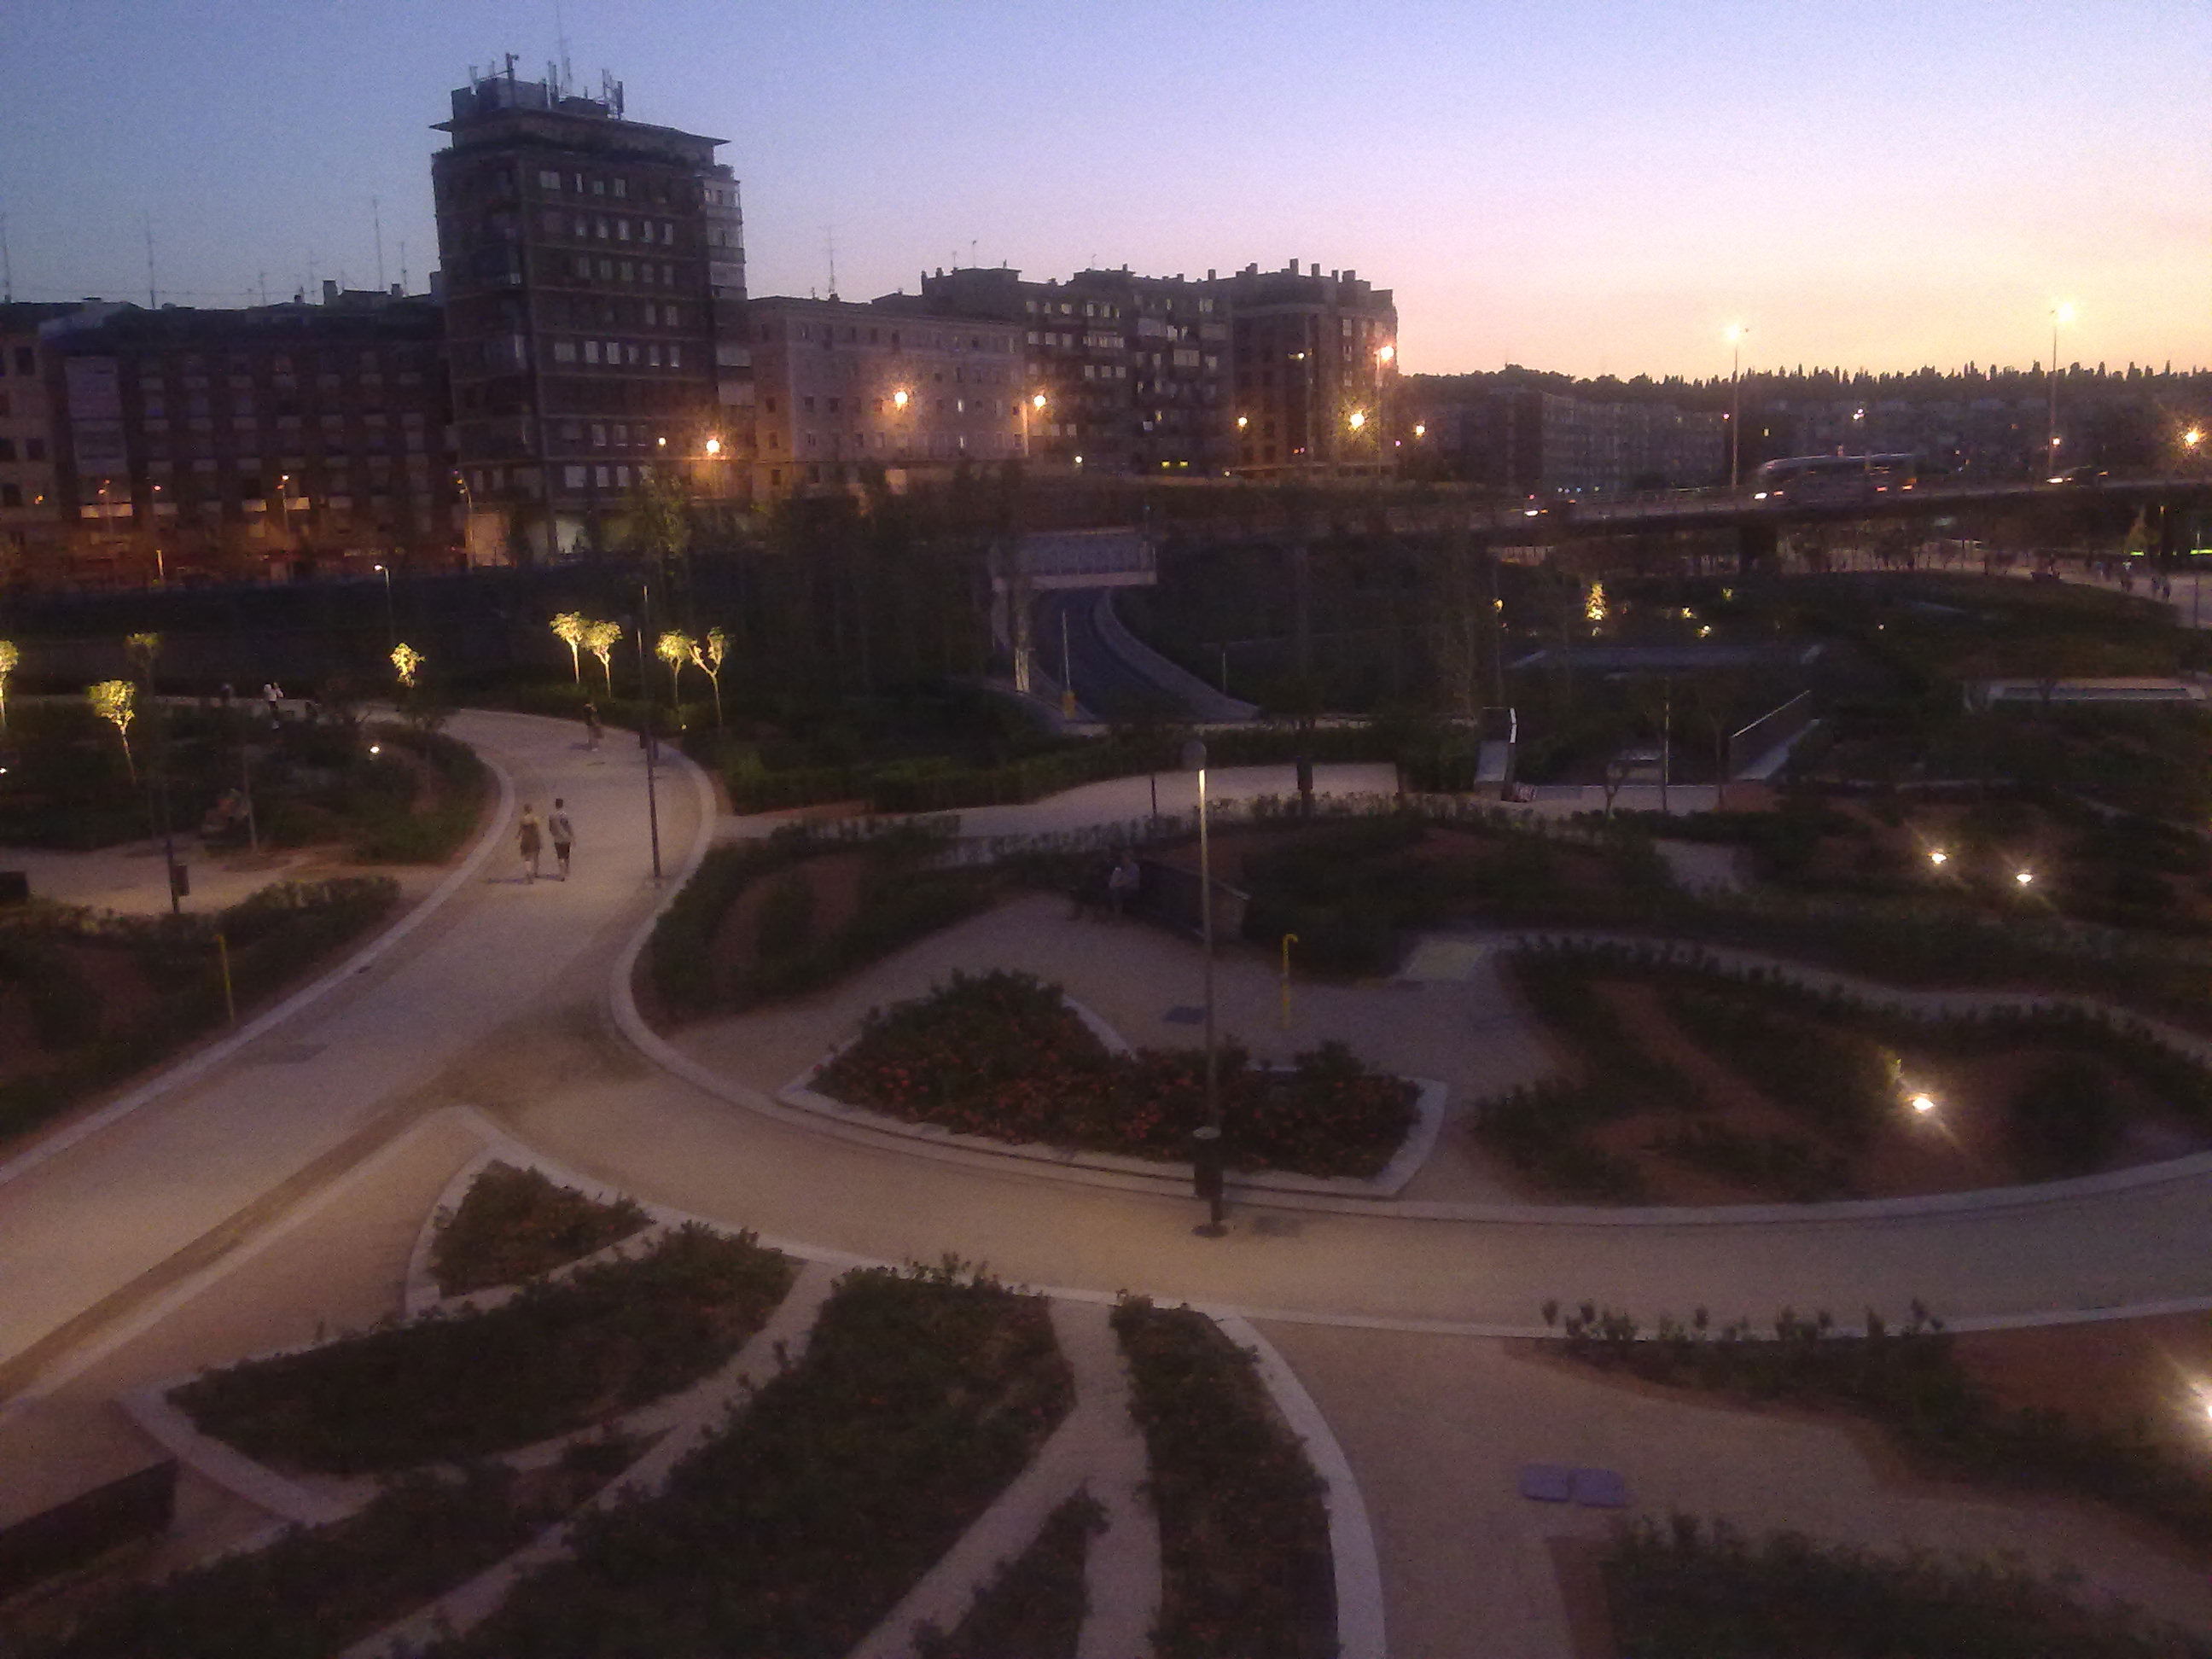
[4,0,2203,381]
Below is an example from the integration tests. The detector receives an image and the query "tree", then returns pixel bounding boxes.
[584,620,623,698]
[690,627,728,728]
[391,643,426,689]
[87,679,136,783]
[124,631,161,692]
[550,611,589,683]
[0,639,16,732]
[655,630,696,716]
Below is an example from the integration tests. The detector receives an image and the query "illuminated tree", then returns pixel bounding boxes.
[584,620,623,698]
[655,630,696,715]
[0,640,16,731]
[690,626,728,727]
[88,679,137,783]
[125,631,162,690]
[391,643,426,689]
[550,611,588,683]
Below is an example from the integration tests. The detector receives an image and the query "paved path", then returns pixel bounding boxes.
[0,708,700,1387]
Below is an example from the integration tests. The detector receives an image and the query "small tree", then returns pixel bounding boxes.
[690,626,729,727]
[655,630,696,719]
[391,642,426,689]
[0,639,16,731]
[550,611,588,683]
[584,620,623,697]
[88,678,137,783]
[124,631,162,692]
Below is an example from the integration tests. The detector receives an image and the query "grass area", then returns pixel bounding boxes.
[6,1444,637,1659]
[1549,1300,2212,1557]
[1111,1297,1335,1659]
[0,876,399,1149]
[433,1260,1074,1659]
[913,1490,1103,1659]
[428,1163,652,1297]
[174,1225,793,1474]
[816,969,1417,1179]
[1603,1513,2212,1658]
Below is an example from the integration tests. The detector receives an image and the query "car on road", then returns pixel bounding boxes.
[2046,464,2110,486]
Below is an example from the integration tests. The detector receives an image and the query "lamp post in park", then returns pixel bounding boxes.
[2047,301,2075,478]
[1184,737,1226,1237]
[1725,325,1748,490]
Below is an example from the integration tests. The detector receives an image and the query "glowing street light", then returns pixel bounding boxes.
[892,387,910,410]
[1908,1092,1937,1115]
[2048,300,2075,470]
[2015,868,2035,887]
[1928,848,1948,867]
[1348,408,1367,431]
[703,435,723,457]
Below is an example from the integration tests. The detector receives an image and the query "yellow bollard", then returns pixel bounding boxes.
[216,932,236,1026]
[1279,933,1298,1029]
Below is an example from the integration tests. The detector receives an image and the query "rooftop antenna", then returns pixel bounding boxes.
[372,196,385,292]
[553,0,573,95]
[969,238,978,266]
[399,241,409,294]
[825,226,838,300]
[143,212,156,306]
[1,214,11,303]
[258,271,268,306]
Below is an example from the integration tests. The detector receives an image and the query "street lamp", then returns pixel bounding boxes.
[1018,390,1046,457]
[1182,737,1225,1237]
[372,562,395,649]
[1725,325,1748,490]
[2047,301,2075,476]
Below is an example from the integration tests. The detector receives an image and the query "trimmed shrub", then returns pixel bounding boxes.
[429,1163,652,1297]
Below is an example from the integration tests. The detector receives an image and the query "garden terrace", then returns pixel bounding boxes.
[0,876,399,1148]
[812,969,1417,1179]
[432,1261,1073,1659]
[643,820,996,1023]
[172,1224,793,1474]
[1472,940,2212,1203]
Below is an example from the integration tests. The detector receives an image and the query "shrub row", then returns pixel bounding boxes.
[816,969,1418,1179]
[1604,1512,2212,1659]
[432,1261,1073,1658]
[429,1163,652,1298]
[348,724,492,864]
[1111,1297,1335,1659]
[174,1224,793,1474]
[913,1490,1102,1659]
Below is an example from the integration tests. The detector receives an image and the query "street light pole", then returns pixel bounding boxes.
[1184,738,1225,1237]
[637,585,664,882]
[2047,302,2074,476]
[373,562,396,649]
[1725,326,1747,489]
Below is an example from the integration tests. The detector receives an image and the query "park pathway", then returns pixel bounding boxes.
[0,708,704,1398]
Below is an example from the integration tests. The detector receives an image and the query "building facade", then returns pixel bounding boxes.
[900,266,1232,474]
[0,302,75,580]
[38,292,457,587]
[744,297,1023,498]
[431,68,748,560]
[1424,388,1725,495]
[1220,262,1399,476]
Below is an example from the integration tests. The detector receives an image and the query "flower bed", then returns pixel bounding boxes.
[1604,1513,2212,1659]
[432,1261,1073,1658]
[914,1490,1103,1659]
[814,969,1417,1179]
[173,1225,792,1474]
[1550,1300,2212,1556]
[428,1163,652,1297]
[9,1446,635,1659]
[1111,1297,1335,1659]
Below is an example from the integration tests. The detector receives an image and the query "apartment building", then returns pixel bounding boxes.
[745,297,1022,498]
[431,67,748,559]
[901,266,1231,474]
[1427,388,1726,494]
[38,292,457,585]
[0,303,74,578]
[1220,261,1398,476]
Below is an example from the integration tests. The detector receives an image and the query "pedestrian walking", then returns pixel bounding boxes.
[582,701,602,750]
[517,804,544,883]
[261,681,283,727]
[548,798,574,880]
[1069,855,1109,921]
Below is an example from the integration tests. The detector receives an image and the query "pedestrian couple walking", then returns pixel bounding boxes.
[516,800,574,882]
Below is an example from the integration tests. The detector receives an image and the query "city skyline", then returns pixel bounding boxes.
[2,0,2203,381]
